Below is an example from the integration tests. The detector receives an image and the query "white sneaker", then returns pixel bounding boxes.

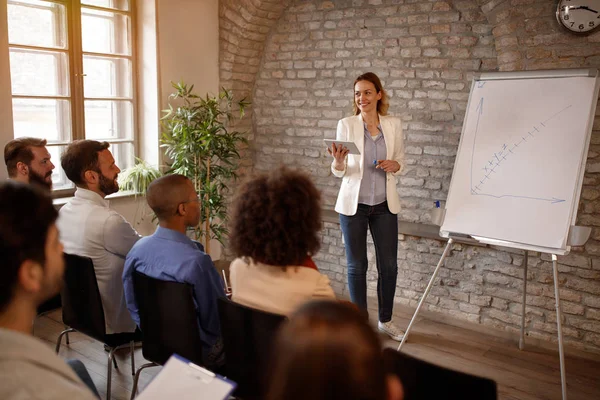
[378,321,404,341]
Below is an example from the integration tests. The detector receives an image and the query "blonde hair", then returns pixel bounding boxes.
[352,72,389,116]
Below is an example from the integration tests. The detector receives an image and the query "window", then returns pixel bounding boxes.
[7,0,136,192]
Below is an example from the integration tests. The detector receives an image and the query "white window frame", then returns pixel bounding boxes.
[6,0,138,196]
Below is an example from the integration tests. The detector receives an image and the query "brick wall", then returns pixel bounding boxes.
[221,0,600,353]
[219,0,290,174]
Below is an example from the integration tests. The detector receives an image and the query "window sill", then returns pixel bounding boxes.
[52,190,141,208]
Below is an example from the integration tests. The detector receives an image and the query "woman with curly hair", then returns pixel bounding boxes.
[228,167,335,316]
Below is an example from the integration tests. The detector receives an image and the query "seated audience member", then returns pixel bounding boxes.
[123,174,226,368]
[0,182,98,399]
[266,301,403,400]
[58,140,141,336]
[4,137,55,190]
[228,167,336,316]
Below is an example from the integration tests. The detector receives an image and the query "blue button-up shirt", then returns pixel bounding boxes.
[358,123,387,206]
[123,227,226,354]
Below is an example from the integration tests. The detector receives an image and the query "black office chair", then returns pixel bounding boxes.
[34,293,64,338]
[383,348,497,400]
[218,297,287,399]
[129,271,204,399]
[38,293,62,314]
[55,253,137,400]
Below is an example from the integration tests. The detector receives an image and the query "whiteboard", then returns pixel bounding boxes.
[440,69,600,255]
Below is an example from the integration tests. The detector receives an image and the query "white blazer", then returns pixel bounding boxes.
[331,114,405,216]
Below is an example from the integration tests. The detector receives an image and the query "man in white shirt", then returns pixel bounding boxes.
[0,182,98,400]
[58,140,141,335]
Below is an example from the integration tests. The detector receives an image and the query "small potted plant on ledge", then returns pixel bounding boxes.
[118,157,162,232]
[118,157,162,196]
[161,81,249,255]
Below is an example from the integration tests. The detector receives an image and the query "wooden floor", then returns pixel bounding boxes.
[34,309,159,400]
[375,305,600,400]
[34,305,600,400]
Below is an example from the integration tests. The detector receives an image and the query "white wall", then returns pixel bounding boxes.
[114,0,222,257]
[156,0,219,106]
[152,0,222,258]
[136,0,160,167]
[0,0,14,181]
[135,0,220,169]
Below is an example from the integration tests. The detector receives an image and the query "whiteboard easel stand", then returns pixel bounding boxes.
[395,241,565,396]
[519,251,528,350]
[398,225,591,400]
[552,253,567,400]
[397,237,454,349]
[520,251,567,400]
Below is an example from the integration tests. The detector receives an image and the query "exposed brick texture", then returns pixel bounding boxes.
[220,0,600,354]
[219,0,290,173]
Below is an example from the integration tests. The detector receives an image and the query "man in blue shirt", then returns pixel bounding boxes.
[123,174,226,368]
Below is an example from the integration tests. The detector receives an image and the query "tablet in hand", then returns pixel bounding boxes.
[323,139,361,155]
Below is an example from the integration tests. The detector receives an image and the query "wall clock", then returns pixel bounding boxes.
[556,0,600,34]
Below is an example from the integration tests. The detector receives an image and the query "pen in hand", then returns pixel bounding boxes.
[375,159,400,173]
[222,270,231,294]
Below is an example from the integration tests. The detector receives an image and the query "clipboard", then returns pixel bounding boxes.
[324,139,361,155]
[136,354,236,400]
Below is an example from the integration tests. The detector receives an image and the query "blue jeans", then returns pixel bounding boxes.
[340,201,398,322]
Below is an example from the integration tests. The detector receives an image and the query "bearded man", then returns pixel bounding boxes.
[58,140,141,336]
[4,137,55,190]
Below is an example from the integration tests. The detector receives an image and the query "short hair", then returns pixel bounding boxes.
[353,72,389,116]
[61,140,110,186]
[266,301,387,400]
[229,167,322,267]
[4,137,48,177]
[0,181,58,312]
[146,174,193,220]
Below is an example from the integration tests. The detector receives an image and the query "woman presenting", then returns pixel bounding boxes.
[327,72,405,341]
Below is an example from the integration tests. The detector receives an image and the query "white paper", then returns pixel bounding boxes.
[441,76,597,250]
[136,356,236,400]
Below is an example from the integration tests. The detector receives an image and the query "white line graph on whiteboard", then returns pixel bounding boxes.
[469,95,572,204]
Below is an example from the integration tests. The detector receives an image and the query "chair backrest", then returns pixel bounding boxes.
[217,297,287,398]
[133,271,204,366]
[61,253,106,340]
[383,348,497,400]
[37,293,62,315]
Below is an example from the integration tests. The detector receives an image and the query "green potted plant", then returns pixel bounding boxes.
[161,81,249,254]
[118,157,162,195]
[118,158,162,231]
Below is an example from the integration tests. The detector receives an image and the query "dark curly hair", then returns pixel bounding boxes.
[229,167,322,266]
